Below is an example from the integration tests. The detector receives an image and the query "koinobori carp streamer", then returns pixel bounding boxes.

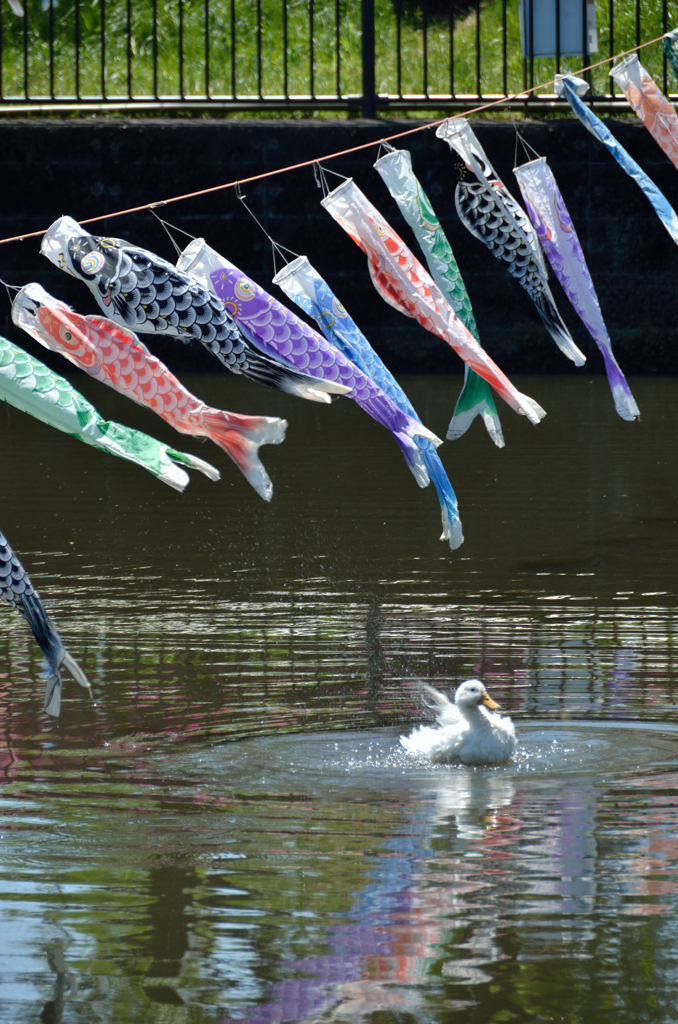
[177,238,445,488]
[555,74,678,248]
[610,54,678,172]
[513,155,639,422]
[0,527,91,717]
[319,175,546,426]
[0,334,219,491]
[374,145,504,447]
[273,254,464,548]
[12,282,288,501]
[436,118,585,368]
[40,216,349,406]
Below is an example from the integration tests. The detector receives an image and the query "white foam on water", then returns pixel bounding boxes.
[170,722,678,805]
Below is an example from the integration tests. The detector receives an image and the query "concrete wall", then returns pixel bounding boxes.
[0,116,676,376]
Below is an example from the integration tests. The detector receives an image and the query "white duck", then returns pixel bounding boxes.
[400,679,516,765]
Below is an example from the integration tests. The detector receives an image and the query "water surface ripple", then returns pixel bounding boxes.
[2,375,678,1023]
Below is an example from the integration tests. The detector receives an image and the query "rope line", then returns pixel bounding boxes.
[0,32,667,249]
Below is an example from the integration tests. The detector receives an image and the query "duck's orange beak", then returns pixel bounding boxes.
[480,691,500,710]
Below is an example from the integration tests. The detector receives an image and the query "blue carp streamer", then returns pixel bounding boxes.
[273,256,463,549]
[555,74,678,247]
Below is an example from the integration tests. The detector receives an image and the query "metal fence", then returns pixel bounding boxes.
[0,0,675,114]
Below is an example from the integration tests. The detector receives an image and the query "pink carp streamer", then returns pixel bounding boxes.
[12,283,287,502]
[321,178,545,426]
[610,55,678,171]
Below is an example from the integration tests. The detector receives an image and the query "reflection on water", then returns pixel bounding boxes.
[4,728,678,1023]
[2,374,678,1021]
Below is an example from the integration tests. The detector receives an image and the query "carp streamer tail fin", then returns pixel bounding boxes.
[447,367,505,447]
[20,595,89,716]
[200,409,288,501]
[43,649,92,718]
[402,417,443,449]
[610,381,641,423]
[61,649,93,697]
[15,593,66,717]
[534,290,586,366]
[164,448,221,483]
[0,532,90,717]
[420,447,464,550]
[394,435,431,488]
[43,676,63,718]
[235,347,350,404]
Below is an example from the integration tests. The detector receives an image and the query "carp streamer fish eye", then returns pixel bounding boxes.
[80,252,106,276]
[234,278,256,301]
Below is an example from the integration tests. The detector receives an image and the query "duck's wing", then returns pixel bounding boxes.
[420,683,462,726]
[400,724,437,756]
[401,723,464,763]
[498,713,518,743]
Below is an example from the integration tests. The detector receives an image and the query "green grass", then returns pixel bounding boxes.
[0,0,677,105]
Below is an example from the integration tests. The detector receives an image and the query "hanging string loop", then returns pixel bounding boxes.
[313,161,348,200]
[148,203,196,257]
[376,139,397,160]
[0,276,20,306]
[236,187,299,276]
[514,130,543,167]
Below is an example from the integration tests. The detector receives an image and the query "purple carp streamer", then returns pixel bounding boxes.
[610,54,678,171]
[0,529,90,717]
[436,118,586,367]
[513,156,639,422]
[177,239,443,477]
[41,216,347,405]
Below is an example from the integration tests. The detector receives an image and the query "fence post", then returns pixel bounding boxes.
[362,0,376,118]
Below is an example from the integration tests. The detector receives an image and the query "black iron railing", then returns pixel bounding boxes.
[0,0,674,114]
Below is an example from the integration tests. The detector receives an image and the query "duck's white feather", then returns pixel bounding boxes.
[420,682,462,726]
[401,680,516,765]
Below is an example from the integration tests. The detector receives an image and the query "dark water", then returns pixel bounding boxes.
[2,373,678,1023]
